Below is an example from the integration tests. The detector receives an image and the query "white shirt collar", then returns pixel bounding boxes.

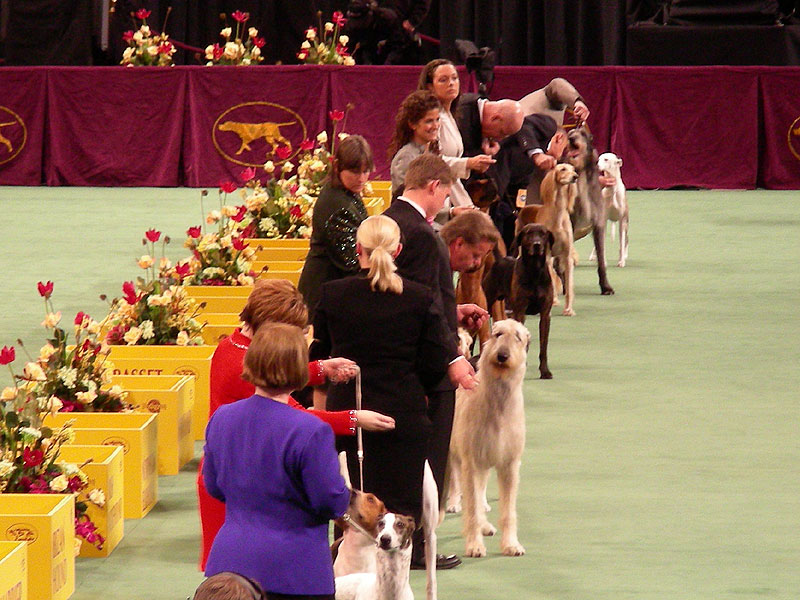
[477,98,487,121]
[397,196,427,220]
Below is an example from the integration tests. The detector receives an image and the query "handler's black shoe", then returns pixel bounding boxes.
[410,553,462,570]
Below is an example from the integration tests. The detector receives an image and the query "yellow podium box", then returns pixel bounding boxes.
[244,238,309,248]
[113,374,195,475]
[199,313,240,344]
[0,541,27,600]
[189,295,248,315]
[369,180,392,209]
[107,344,214,441]
[364,196,385,216]
[253,263,303,285]
[0,495,74,600]
[184,285,253,298]
[57,445,124,558]
[248,246,309,262]
[45,412,158,519]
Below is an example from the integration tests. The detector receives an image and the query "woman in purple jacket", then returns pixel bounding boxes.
[203,322,350,600]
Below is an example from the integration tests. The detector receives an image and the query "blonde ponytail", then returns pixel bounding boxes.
[357,216,403,295]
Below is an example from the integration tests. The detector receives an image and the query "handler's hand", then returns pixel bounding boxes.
[573,100,590,124]
[533,153,556,171]
[467,154,496,173]
[322,357,358,383]
[448,356,478,390]
[356,410,395,431]
[457,303,489,330]
[598,174,617,188]
[481,138,500,156]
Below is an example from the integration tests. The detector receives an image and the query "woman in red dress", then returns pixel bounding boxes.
[198,278,395,569]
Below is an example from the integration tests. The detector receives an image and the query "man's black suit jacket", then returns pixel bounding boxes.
[455,93,483,159]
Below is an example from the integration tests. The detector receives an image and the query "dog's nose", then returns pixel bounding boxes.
[496,351,508,363]
[379,534,392,549]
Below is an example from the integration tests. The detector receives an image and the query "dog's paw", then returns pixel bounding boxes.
[483,499,491,513]
[501,542,526,557]
[481,522,496,536]
[540,369,553,380]
[551,296,560,307]
[465,542,487,558]
[601,284,615,295]
[562,307,575,317]
[446,501,462,514]
[617,260,626,268]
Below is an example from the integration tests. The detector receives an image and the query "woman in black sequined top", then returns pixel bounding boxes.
[299,135,374,320]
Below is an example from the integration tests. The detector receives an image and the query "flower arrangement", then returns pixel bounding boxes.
[181,187,260,285]
[0,344,106,551]
[298,11,355,65]
[103,230,205,346]
[205,10,265,66]
[120,9,176,67]
[9,282,128,414]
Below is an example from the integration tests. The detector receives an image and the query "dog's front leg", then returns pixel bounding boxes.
[563,249,576,317]
[591,224,615,295]
[497,459,525,556]
[538,308,552,379]
[618,210,629,268]
[460,460,487,557]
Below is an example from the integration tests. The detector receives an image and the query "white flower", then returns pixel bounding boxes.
[250,47,260,58]
[343,56,356,66]
[264,161,275,173]
[282,161,294,173]
[301,41,311,50]
[140,320,155,340]
[298,225,311,238]
[259,217,277,231]
[19,427,42,440]
[0,461,14,479]
[296,185,307,196]
[62,463,79,476]
[223,41,239,60]
[206,210,221,224]
[338,132,349,141]
[221,205,238,217]
[41,311,62,328]
[147,45,159,57]
[108,385,124,398]
[176,331,190,346]
[237,274,255,286]
[124,326,142,345]
[140,25,150,36]
[316,131,328,144]
[242,58,251,66]
[220,27,232,39]
[88,489,106,507]
[24,362,47,382]
[159,257,171,271]
[248,27,259,38]
[325,22,334,32]
[311,159,327,172]
[147,294,166,307]
[305,28,317,39]
[49,474,69,492]
[133,31,143,43]
[205,44,215,59]
[123,47,135,60]
[339,35,349,45]
[76,390,97,405]
[40,395,63,414]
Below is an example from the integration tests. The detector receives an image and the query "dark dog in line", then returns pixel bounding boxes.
[566,126,615,295]
[483,223,554,379]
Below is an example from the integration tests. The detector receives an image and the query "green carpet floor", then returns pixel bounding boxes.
[0,187,798,599]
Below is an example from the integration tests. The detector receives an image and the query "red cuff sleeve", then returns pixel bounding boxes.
[307,360,326,387]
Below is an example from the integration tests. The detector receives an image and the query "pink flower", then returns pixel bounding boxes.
[135,8,151,20]
[186,226,202,239]
[175,262,191,279]
[252,36,265,49]
[297,50,308,61]
[299,139,314,151]
[231,10,249,23]
[37,280,54,299]
[212,43,224,61]
[122,281,139,306]
[0,346,15,365]
[29,478,50,494]
[241,223,256,239]
[239,167,256,182]
[145,228,161,242]
[231,206,248,223]
[329,109,345,122]
[275,146,292,160]
[332,11,347,27]
[290,205,303,219]
[289,184,299,195]
[122,30,134,42]
[219,181,238,194]
[23,447,44,468]
[68,476,84,493]
[157,42,173,55]
[74,311,89,326]
[232,236,247,251]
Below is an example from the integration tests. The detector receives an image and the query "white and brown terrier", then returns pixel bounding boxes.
[335,512,417,600]
[334,489,387,577]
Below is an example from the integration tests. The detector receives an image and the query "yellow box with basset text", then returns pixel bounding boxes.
[113,374,195,475]
[107,344,214,441]
[45,412,158,519]
[57,445,124,557]
[198,313,240,345]
[0,541,27,600]
[0,495,74,600]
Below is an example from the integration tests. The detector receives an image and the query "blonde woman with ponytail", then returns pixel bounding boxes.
[312,215,451,531]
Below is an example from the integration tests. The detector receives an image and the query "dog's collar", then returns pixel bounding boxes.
[342,512,379,547]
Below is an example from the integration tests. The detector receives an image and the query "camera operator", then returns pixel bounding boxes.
[344,0,431,65]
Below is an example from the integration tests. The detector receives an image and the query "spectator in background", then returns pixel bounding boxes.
[389,90,441,197]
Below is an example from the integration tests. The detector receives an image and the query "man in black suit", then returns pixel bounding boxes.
[457,94,525,159]
[383,154,490,570]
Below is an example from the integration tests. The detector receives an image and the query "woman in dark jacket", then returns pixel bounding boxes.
[298,135,374,320]
[312,215,450,528]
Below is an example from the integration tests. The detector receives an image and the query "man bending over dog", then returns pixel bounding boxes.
[383,154,492,570]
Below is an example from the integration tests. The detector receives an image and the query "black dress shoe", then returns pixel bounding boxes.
[410,553,462,570]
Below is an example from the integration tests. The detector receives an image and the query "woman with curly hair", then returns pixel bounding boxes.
[388,90,441,197]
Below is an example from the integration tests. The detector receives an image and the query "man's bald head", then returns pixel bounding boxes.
[481,99,524,140]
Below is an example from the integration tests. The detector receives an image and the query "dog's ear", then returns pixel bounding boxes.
[617,157,623,168]
[514,230,524,257]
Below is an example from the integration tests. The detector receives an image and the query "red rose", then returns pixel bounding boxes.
[157,42,173,55]
[232,236,247,251]
[299,139,314,152]
[186,226,202,239]
[37,280,54,299]
[145,228,161,243]
[231,206,248,223]
[241,223,256,238]
[122,30,134,42]
[252,36,265,48]
[23,447,44,468]
[219,181,238,194]
[122,281,139,305]
[329,109,345,122]
[212,43,224,60]
[0,345,15,365]
[275,146,292,160]
[74,311,89,326]
[240,167,256,182]
[290,205,303,219]
[231,10,249,23]
[175,262,192,279]
[135,8,151,20]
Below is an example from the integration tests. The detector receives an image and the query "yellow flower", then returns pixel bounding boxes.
[237,274,255,286]
[343,56,356,66]
[39,343,57,361]
[159,257,171,271]
[49,474,69,492]
[220,27,232,39]
[138,255,154,269]
[124,326,142,345]
[0,387,17,401]
[41,311,62,328]
[223,41,239,60]
[176,331,190,346]
[206,210,221,224]
[221,205,238,217]
[305,28,317,40]
[23,362,46,381]
[248,27,259,38]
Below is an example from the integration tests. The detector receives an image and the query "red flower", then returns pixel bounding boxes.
[122,281,139,306]
[232,236,247,251]
[74,311,89,326]
[186,226,202,239]
[68,476,84,493]
[240,167,256,182]
[289,184,299,195]
[174,262,191,279]
[333,11,347,26]
[231,10,249,23]
[252,36,265,48]
[23,447,44,469]
[231,206,248,223]
[145,228,161,243]
[289,205,303,219]
[135,8,151,20]
[29,478,50,494]
[157,42,173,55]
[0,345,15,365]
[122,30,134,42]
[219,181,238,194]
[275,146,292,160]
[299,138,314,152]
[37,280,54,299]
[212,43,224,61]
[241,223,256,239]
[329,109,345,122]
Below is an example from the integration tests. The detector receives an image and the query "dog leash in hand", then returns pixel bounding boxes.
[341,512,379,547]
[354,365,365,491]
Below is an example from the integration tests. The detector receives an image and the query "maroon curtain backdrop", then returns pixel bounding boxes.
[758,69,800,189]
[183,66,330,187]
[329,66,424,179]
[45,67,186,186]
[612,67,759,189]
[0,69,47,185]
